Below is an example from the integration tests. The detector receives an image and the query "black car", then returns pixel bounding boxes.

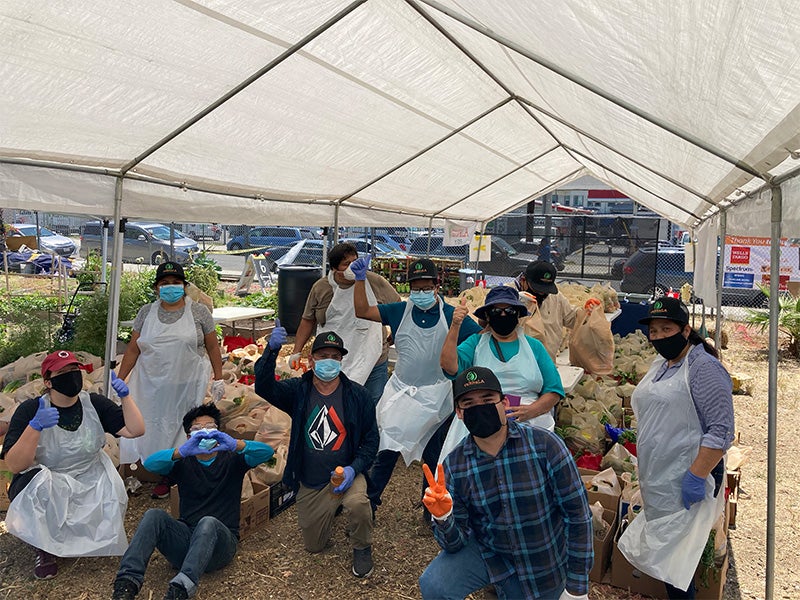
[408,236,529,277]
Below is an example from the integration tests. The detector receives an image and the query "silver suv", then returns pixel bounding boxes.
[80,221,199,265]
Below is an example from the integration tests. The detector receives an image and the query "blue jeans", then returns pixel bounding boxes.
[419,536,525,600]
[115,509,238,597]
[665,580,696,599]
[363,360,389,406]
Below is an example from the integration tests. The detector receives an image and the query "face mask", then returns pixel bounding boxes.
[651,330,689,361]
[159,284,185,303]
[190,428,218,450]
[488,313,519,336]
[342,266,356,281]
[532,293,548,306]
[50,370,83,397]
[409,290,437,310]
[462,403,504,438]
[313,358,341,382]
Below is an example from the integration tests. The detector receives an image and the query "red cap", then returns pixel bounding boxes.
[41,350,82,379]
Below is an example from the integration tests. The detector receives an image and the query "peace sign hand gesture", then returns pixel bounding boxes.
[422,463,453,521]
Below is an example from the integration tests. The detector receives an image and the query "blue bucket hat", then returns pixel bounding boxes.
[474,286,529,320]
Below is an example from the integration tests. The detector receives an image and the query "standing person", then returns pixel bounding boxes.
[254,325,379,578]
[618,297,733,598]
[288,242,400,404]
[2,351,145,579]
[111,404,274,600]
[537,236,552,263]
[418,366,592,600]
[518,260,579,360]
[351,257,482,518]
[117,261,225,499]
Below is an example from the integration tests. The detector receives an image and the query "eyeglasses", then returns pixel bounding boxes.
[189,423,218,433]
[458,396,504,410]
[487,307,518,317]
[411,286,436,293]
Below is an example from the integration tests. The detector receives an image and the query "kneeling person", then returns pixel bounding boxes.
[112,404,274,600]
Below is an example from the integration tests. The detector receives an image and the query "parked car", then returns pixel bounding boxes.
[178,223,221,241]
[340,238,409,259]
[261,243,326,273]
[80,221,198,265]
[226,226,309,251]
[408,236,529,277]
[8,223,77,257]
[619,245,767,307]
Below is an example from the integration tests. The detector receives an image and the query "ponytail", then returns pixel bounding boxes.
[687,328,718,359]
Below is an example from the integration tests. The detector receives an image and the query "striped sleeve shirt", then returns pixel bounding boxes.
[434,421,593,597]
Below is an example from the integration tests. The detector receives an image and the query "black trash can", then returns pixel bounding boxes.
[277,265,321,334]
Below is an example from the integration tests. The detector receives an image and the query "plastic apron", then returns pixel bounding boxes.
[438,329,551,464]
[618,355,725,591]
[5,392,128,556]
[120,297,211,463]
[321,271,382,385]
[376,299,452,465]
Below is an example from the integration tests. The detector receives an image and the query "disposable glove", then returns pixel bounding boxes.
[348,257,370,281]
[210,379,225,403]
[422,463,453,521]
[178,434,207,458]
[332,465,356,494]
[558,589,589,600]
[682,470,706,509]
[605,423,624,443]
[29,396,59,432]
[110,371,129,398]
[268,318,287,351]
[289,353,302,370]
[207,429,239,452]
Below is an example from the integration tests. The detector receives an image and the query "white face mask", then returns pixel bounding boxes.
[342,266,356,281]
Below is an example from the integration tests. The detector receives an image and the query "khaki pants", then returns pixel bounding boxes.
[296,474,372,553]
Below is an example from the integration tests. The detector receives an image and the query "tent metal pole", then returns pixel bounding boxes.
[714,210,726,353]
[101,219,109,284]
[765,184,781,600]
[333,205,340,245]
[103,179,126,397]
[415,0,767,182]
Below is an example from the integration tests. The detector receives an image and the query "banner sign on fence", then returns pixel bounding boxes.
[469,234,492,263]
[444,220,479,246]
[723,236,799,291]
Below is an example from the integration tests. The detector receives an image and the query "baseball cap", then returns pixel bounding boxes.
[41,350,82,379]
[638,297,690,326]
[453,366,503,405]
[474,286,528,320]
[407,258,438,282]
[155,261,186,285]
[524,261,558,295]
[311,331,349,356]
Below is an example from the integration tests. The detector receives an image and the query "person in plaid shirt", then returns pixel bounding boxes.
[418,366,592,599]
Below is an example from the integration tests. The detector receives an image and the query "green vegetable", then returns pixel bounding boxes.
[697,530,720,588]
[2,380,23,393]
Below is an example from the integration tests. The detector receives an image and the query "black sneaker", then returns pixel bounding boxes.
[163,582,188,600]
[112,578,138,600]
[352,546,373,578]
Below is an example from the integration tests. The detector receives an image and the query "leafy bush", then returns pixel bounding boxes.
[0,294,61,366]
[236,290,278,312]
[746,287,800,356]
[186,253,222,299]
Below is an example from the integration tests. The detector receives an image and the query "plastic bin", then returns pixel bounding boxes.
[277,265,321,334]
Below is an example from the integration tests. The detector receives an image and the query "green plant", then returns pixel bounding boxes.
[186,253,222,299]
[75,250,104,285]
[745,286,800,356]
[236,290,278,312]
[0,293,61,366]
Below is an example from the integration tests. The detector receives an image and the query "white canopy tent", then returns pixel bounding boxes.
[2,2,799,595]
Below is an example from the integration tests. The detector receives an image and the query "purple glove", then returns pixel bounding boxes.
[110,371,129,398]
[332,465,356,494]
[207,429,238,452]
[268,318,287,351]
[682,470,706,509]
[30,397,59,431]
[348,257,370,281]
[605,423,624,442]
[178,434,206,458]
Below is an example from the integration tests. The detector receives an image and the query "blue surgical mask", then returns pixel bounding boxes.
[313,358,341,381]
[409,290,437,310]
[190,428,218,451]
[159,284,185,303]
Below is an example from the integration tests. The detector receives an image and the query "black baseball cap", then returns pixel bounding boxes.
[524,261,558,295]
[155,261,186,285]
[638,297,690,326]
[453,366,503,405]
[407,258,438,282]
[311,331,349,356]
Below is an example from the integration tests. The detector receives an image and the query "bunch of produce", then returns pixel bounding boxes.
[559,282,620,313]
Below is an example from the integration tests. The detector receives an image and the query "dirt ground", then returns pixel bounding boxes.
[0,319,797,599]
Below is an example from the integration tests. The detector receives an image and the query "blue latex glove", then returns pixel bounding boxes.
[682,470,706,509]
[269,318,287,351]
[605,423,624,443]
[178,434,206,458]
[348,257,370,281]
[29,396,59,432]
[332,465,356,494]
[110,371,129,398]
[207,429,238,452]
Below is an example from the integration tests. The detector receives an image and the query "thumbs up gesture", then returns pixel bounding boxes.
[30,397,59,432]
[268,318,288,351]
[453,296,469,326]
[422,463,453,521]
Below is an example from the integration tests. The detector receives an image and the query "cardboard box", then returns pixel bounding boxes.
[269,479,297,518]
[120,461,163,483]
[579,468,621,513]
[726,469,740,529]
[589,508,617,583]
[0,459,12,511]
[695,552,728,600]
[611,540,667,598]
[169,482,270,540]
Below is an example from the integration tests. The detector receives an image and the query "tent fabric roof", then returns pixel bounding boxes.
[2,0,800,228]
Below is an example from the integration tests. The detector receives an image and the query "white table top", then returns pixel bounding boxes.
[557,365,584,395]
[120,306,274,328]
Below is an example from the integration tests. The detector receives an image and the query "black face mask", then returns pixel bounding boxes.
[532,292,549,306]
[488,313,519,336]
[651,331,689,361]
[462,403,504,438]
[50,370,83,397]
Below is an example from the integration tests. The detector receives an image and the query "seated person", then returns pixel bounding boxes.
[1,350,145,579]
[111,404,274,600]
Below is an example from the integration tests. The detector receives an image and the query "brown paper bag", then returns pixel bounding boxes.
[520,304,546,344]
[569,307,614,374]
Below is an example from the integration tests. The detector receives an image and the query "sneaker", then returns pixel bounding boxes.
[163,582,188,600]
[112,578,139,600]
[152,478,170,499]
[352,546,373,578]
[33,549,57,580]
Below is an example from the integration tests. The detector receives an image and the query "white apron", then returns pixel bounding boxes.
[376,299,452,465]
[618,355,725,591]
[321,271,383,385]
[120,297,211,463]
[5,392,128,556]
[438,329,552,464]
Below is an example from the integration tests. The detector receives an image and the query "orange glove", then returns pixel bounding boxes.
[422,463,453,521]
[584,297,602,313]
